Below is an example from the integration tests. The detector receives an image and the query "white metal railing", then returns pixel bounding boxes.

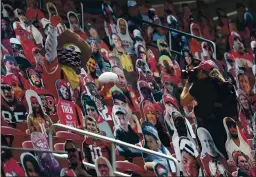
[48,123,180,176]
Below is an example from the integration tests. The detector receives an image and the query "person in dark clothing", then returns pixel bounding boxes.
[180,60,238,158]
[113,105,142,159]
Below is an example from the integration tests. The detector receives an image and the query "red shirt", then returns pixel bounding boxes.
[83,135,111,164]
[26,8,45,21]
[57,99,83,129]
[3,157,25,177]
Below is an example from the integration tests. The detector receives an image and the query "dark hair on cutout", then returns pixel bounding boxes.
[23,154,43,177]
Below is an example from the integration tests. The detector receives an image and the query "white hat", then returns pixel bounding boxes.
[10,38,21,45]
[128,0,137,7]
[40,18,50,29]
[251,40,256,50]
[133,29,142,38]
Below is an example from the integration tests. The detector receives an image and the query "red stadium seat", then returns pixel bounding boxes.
[116,161,144,174]
[54,143,65,151]
[56,131,84,150]
[56,131,84,141]
[53,143,68,167]
[1,126,25,136]
[16,122,28,133]
[132,157,145,167]
[22,141,33,149]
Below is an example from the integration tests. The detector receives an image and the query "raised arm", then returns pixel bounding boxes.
[45,25,58,63]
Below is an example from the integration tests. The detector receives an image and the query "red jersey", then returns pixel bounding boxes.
[57,99,83,128]
[3,157,25,177]
[13,23,37,64]
[231,50,253,67]
[83,135,111,164]
[138,71,160,95]
[77,31,88,40]
[26,8,45,21]
[201,153,231,177]
[1,98,27,124]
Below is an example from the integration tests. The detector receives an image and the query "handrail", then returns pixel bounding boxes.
[1,146,67,154]
[48,123,180,176]
[139,19,216,57]
[147,42,181,56]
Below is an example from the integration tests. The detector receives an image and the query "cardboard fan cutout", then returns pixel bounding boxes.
[158,55,181,87]
[136,59,161,101]
[30,132,61,176]
[82,122,112,165]
[1,18,15,54]
[13,8,43,45]
[224,52,236,75]
[43,27,91,99]
[223,117,252,161]
[20,153,44,177]
[12,22,37,64]
[2,3,15,22]
[141,121,176,172]
[86,23,110,52]
[229,32,253,68]
[179,136,201,177]
[55,79,84,128]
[140,100,170,147]
[237,89,254,138]
[133,29,146,49]
[147,49,159,76]
[25,89,53,137]
[112,105,142,159]
[10,38,26,59]
[189,22,203,59]
[46,2,67,36]
[95,156,114,177]
[81,94,113,138]
[2,135,26,177]
[67,11,88,40]
[46,2,58,18]
[135,44,147,60]
[200,42,216,60]
[102,3,117,45]
[83,76,112,121]
[110,86,142,133]
[116,18,134,54]
[157,39,171,57]
[171,112,196,161]
[1,75,27,124]
[111,33,134,72]
[197,128,231,177]
[26,68,57,116]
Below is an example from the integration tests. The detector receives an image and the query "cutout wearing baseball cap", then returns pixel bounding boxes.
[110,86,127,104]
[192,60,215,73]
[163,94,179,108]
[142,121,159,140]
[4,55,17,64]
[114,105,127,115]
[224,52,235,63]
[229,32,242,49]
[138,80,151,90]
